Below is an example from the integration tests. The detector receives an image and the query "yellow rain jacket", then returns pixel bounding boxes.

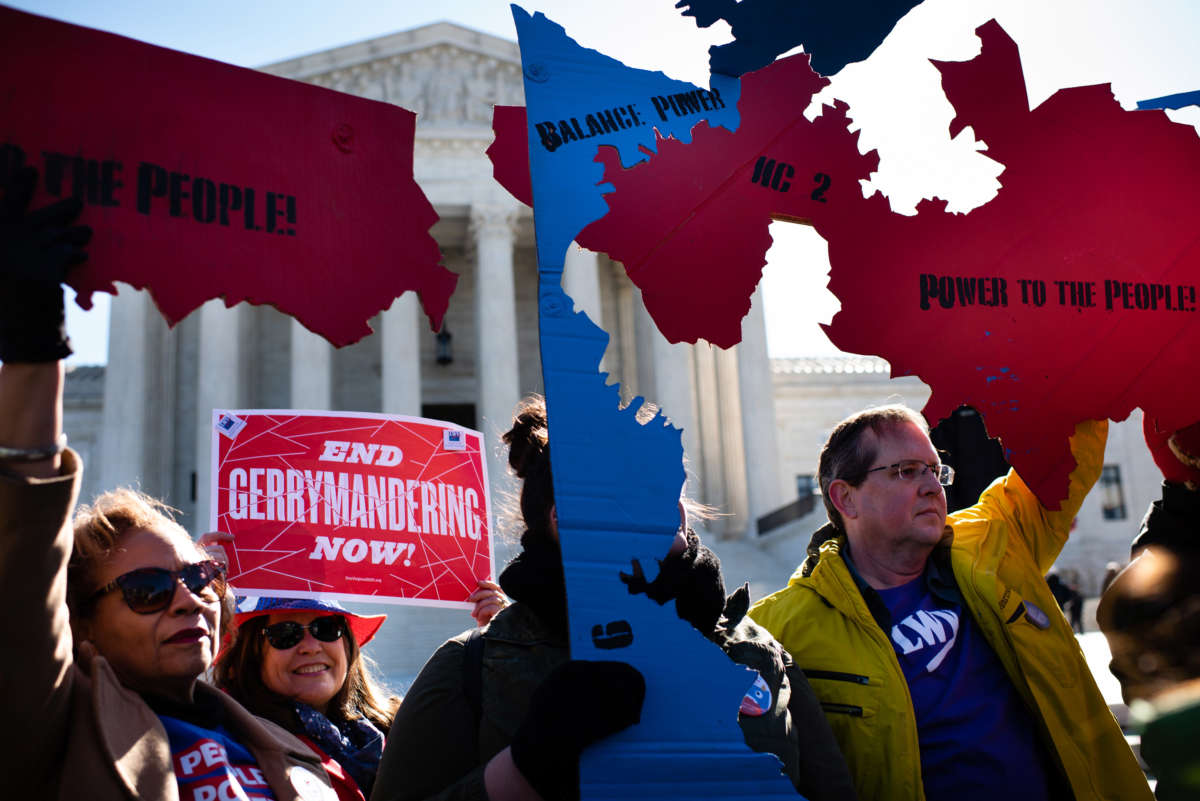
[750,420,1151,801]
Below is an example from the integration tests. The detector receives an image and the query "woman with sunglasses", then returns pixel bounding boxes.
[200,529,506,801]
[1,169,337,800]
[5,453,340,800]
[214,597,397,801]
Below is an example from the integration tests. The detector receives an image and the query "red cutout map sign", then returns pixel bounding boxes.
[491,21,1200,506]
[489,55,860,349]
[210,410,492,608]
[0,6,456,346]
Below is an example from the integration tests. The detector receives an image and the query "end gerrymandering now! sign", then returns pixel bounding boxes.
[210,410,492,609]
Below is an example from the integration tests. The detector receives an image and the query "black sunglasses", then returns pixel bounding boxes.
[89,560,226,614]
[261,616,347,650]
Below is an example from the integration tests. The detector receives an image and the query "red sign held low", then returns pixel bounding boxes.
[211,410,492,608]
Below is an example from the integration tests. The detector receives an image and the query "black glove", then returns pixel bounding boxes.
[510,660,645,801]
[0,167,91,363]
[621,529,727,635]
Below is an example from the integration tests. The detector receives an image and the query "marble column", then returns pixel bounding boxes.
[194,299,242,532]
[562,243,602,323]
[634,293,699,493]
[564,243,611,377]
[691,343,727,523]
[633,293,659,406]
[614,278,638,404]
[470,204,520,498]
[99,288,175,502]
[715,345,750,534]
[290,319,332,410]
[380,292,422,416]
[737,287,784,535]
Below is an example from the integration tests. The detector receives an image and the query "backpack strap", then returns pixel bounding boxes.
[462,627,485,726]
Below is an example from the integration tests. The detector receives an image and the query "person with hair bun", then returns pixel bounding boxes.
[372,396,854,801]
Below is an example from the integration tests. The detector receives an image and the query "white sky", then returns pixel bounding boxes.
[9,0,1200,364]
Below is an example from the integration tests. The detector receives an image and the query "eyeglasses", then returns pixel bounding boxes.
[261,616,346,650]
[863,459,955,486]
[89,560,226,614]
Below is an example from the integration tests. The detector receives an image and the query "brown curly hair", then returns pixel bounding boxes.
[503,395,556,537]
[501,395,714,534]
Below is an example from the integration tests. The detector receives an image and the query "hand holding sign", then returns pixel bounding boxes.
[197,531,234,572]
[468,579,509,627]
[0,167,92,363]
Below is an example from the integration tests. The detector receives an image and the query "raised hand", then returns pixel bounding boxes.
[0,166,92,363]
[468,578,508,627]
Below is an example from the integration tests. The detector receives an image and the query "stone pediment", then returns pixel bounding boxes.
[258,22,524,129]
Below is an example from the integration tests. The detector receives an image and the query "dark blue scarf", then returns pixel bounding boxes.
[294,702,384,797]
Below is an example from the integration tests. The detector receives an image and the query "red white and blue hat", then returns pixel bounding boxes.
[234,596,386,646]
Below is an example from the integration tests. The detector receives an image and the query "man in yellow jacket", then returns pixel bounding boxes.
[750,405,1150,801]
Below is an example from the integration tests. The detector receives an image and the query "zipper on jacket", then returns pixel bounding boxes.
[803,669,870,685]
[813,548,925,796]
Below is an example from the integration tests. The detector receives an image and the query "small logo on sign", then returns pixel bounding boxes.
[443,429,466,451]
[739,673,772,717]
[215,412,247,439]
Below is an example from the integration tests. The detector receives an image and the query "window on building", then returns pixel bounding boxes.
[1099,464,1127,520]
[796,474,816,498]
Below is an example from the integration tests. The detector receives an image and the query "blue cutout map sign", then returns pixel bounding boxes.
[675,0,924,77]
[514,7,740,262]
[511,5,802,798]
[1137,89,1200,110]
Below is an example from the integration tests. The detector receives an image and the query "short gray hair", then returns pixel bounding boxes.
[818,405,928,530]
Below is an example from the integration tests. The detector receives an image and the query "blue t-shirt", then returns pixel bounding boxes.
[159,713,278,801]
[877,576,1055,801]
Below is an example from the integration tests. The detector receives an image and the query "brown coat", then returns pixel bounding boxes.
[0,451,338,801]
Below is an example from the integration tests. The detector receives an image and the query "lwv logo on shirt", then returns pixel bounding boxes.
[891,609,960,672]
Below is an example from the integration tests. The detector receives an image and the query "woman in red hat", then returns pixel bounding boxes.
[210,579,507,801]
[214,596,398,801]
